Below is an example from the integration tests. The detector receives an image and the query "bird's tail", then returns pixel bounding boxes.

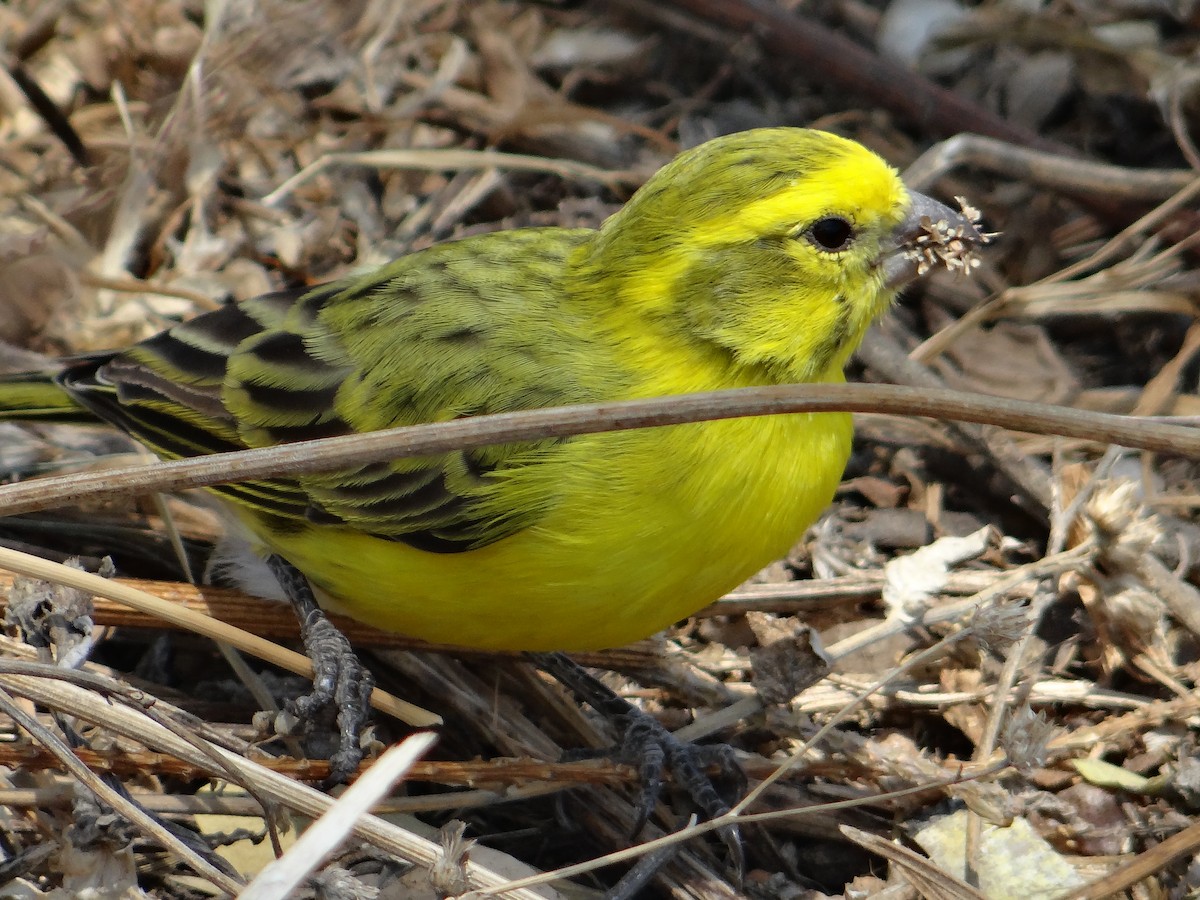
[0,372,94,423]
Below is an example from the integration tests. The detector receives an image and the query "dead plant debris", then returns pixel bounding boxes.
[0,0,1199,897]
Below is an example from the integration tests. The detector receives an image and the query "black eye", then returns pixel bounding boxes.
[806,216,854,251]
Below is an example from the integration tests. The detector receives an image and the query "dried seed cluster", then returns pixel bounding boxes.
[905,197,994,275]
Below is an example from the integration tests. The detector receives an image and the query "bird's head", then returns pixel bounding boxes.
[580,128,985,383]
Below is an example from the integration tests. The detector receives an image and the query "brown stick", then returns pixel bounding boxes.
[624,0,1064,151]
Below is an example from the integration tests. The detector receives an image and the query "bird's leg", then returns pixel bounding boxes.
[528,651,744,868]
[266,554,374,784]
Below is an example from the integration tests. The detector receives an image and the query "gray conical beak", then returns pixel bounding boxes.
[882,191,988,289]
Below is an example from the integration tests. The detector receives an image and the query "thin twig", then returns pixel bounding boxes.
[0,671,564,900]
[263,148,632,206]
[240,734,438,900]
[0,547,439,728]
[0,682,244,895]
[0,383,1195,518]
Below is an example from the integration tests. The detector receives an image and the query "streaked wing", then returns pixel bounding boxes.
[60,229,596,551]
[60,290,326,522]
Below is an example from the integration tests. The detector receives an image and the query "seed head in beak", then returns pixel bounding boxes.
[882,192,991,290]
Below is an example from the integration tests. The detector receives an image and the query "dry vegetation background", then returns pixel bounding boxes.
[0,0,1198,897]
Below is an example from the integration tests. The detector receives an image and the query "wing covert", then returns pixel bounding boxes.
[59,229,602,551]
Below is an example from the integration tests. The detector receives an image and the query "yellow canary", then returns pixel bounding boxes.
[0,128,981,651]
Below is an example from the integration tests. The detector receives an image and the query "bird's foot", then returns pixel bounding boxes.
[618,711,745,837]
[530,652,744,869]
[267,555,374,785]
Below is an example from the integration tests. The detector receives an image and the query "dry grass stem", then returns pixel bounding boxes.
[1,0,1199,894]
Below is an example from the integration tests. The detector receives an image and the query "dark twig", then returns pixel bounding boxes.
[0,383,1194,518]
[618,0,1064,151]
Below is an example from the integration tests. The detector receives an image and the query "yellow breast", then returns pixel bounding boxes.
[250,403,852,651]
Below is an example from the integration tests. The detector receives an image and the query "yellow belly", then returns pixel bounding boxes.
[244,409,852,651]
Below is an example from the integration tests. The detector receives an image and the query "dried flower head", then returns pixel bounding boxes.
[1000,706,1058,771]
[971,600,1031,654]
[1084,480,1164,562]
[902,196,996,276]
